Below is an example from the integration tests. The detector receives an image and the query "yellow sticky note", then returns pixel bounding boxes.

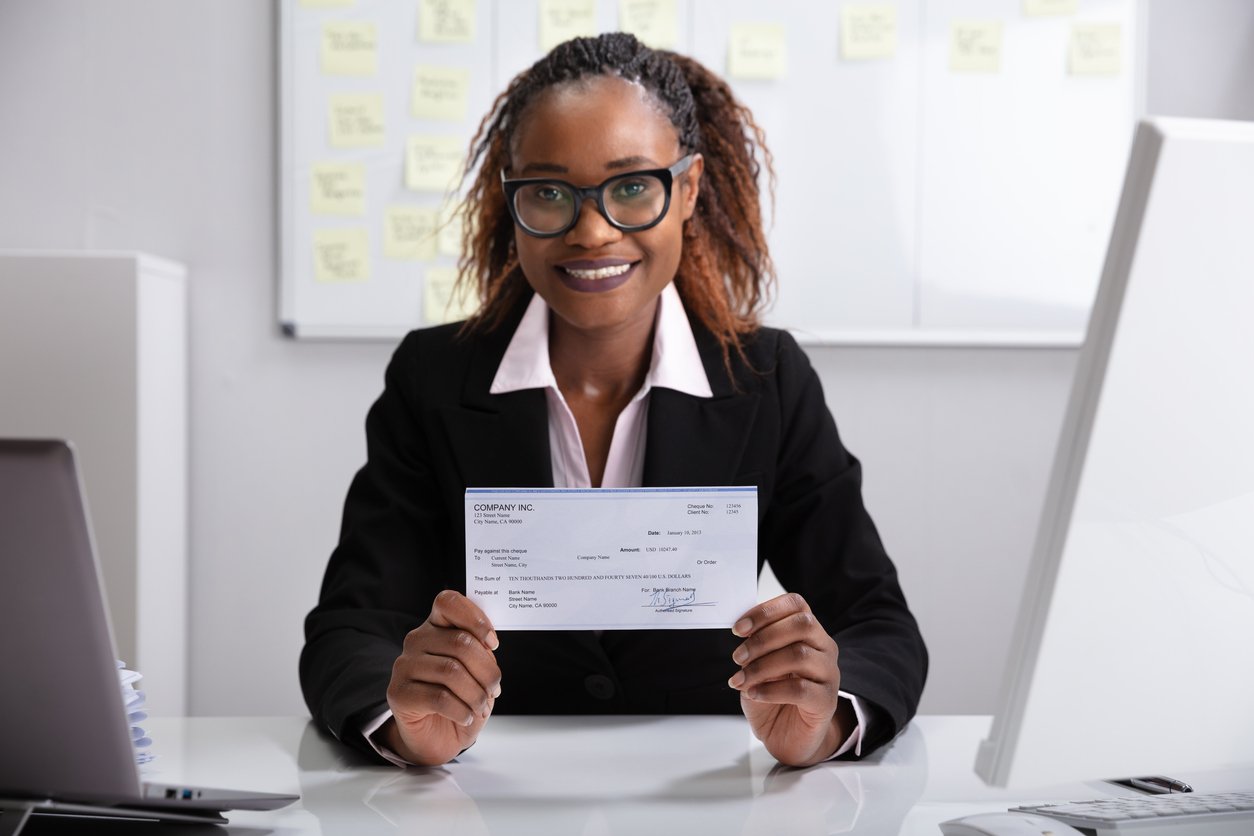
[406,135,464,193]
[313,228,370,283]
[328,94,385,148]
[840,4,897,61]
[727,24,787,81]
[1069,23,1121,77]
[419,0,477,44]
[1023,0,1077,16]
[384,206,439,260]
[311,163,366,215]
[950,21,1002,74]
[540,0,599,51]
[437,203,465,256]
[424,266,477,324]
[619,0,678,50]
[412,66,470,122]
[321,22,377,76]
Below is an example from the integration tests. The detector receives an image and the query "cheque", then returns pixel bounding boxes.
[465,487,757,630]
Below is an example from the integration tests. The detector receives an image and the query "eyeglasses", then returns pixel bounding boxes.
[501,154,696,238]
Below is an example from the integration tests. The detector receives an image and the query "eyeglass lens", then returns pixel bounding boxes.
[512,173,668,234]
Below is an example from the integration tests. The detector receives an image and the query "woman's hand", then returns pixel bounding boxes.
[379,590,502,766]
[728,593,855,766]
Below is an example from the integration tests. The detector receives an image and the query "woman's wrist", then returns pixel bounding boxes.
[827,697,858,758]
[779,698,858,767]
[375,717,412,762]
[377,717,431,766]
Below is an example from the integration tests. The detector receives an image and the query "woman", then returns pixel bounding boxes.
[301,33,926,769]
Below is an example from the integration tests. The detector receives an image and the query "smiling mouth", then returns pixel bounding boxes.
[555,260,639,293]
[560,263,635,280]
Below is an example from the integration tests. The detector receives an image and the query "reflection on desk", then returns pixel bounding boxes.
[298,716,924,835]
[137,716,1254,836]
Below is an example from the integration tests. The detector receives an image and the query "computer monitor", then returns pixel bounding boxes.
[975,117,1254,788]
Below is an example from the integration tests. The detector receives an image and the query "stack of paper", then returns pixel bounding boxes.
[116,660,153,765]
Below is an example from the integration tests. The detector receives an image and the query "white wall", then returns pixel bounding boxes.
[0,0,379,717]
[0,0,1249,718]
[1146,0,1254,121]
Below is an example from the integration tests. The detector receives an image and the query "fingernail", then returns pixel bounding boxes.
[728,671,745,689]
[733,618,752,637]
[732,645,748,665]
[745,687,758,701]
[492,682,502,698]
[486,631,500,650]
[464,714,475,726]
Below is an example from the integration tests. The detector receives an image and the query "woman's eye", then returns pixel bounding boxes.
[534,186,568,203]
[612,179,650,200]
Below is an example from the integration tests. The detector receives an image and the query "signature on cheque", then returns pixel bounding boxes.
[644,588,716,612]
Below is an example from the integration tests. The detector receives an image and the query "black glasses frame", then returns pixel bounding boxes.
[500,154,696,238]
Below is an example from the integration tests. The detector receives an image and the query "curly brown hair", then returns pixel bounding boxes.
[451,32,775,364]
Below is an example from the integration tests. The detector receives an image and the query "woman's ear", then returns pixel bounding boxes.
[680,153,704,220]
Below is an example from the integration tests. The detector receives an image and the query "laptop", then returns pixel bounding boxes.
[0,439,297,833]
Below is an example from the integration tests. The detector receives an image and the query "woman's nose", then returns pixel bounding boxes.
[563,197,623,248]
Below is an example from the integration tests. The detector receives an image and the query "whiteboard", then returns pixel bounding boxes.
[279,0,1142,343]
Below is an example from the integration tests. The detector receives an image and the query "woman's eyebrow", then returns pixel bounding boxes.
[605,155,658,170]
[518,161,568,175]
[517,156,661,176]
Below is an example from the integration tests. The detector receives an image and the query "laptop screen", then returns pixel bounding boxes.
[0,439,141,803]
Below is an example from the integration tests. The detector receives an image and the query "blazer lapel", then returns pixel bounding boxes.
[642,321,761,488]
[439,305,554,490]
[643,390,760,487]
[440,392,553,489]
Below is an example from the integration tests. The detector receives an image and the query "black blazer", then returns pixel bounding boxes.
[300,298,928,761]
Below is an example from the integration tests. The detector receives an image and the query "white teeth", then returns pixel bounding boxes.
[564,263,632,280]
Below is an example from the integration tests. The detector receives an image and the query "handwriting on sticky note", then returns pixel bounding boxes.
[619,0,678,49]
[1023,0,1077,16]
[950,21,1002,74]
[321,22,377,76]
[424,266,476,324]
[1069,23,1121,77]
[406,135,464,192]
[539,0,598,51]
[840,4,897,60]
[384,206,439,260]
[437,203,465,256]
[313,229,370,282]
[419,0,476,44]
[311,163,366,215]
[727,24,787,80]
[412,65,470,122]
[328,94,385,148]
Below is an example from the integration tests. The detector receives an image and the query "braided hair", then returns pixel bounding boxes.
[453,32,775,364]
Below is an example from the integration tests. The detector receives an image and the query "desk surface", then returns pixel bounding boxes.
[139,715,1248,835]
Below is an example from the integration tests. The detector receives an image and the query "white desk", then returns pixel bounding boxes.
[140,715,1250,835]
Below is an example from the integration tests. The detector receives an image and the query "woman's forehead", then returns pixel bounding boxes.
[511,76,679,170]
